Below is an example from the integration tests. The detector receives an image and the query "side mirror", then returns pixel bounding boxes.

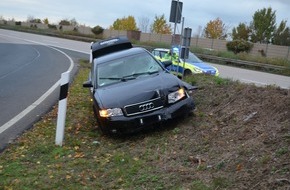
[161,60,172,68]
[83,80,93,88]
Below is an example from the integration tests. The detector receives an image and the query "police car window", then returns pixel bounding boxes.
[160,51,167,58]
[187,52,203,63]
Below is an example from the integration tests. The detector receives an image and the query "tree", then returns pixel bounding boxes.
[59,19,70,26]
[204,17,227,39]
[27,15,34,23]
[27,15,42,23]
[151,14,171,34]
[272,20,290,46]
[110,16,138,31]
[232,23,251,41]
[250,7,276,43]
[226,40,253,54]
[111,19,122,30]
[43,18,49,25]
[138,16,150,33]
[122,16,138,31]
[70,18,78,27]
[0,15,6,21]
[91,25,104,35]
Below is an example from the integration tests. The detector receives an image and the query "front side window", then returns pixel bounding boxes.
[96,52,163,87]
[152,50,168,59]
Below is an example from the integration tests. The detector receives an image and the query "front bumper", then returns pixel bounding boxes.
[97,97,195,133]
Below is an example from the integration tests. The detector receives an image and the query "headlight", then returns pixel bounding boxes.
[99,108,123,117]
[168,88,186,104]
[194,67,202,73]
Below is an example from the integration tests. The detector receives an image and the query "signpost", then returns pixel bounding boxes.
[181,27,192,78]
[169,0,183,45]
[169,0,192,78]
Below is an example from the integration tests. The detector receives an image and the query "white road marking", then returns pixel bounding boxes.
[0,47,40,80]
[0,80,60,134]
[42,40,59,44]
[0,35,74,134]
[240,78,268,86]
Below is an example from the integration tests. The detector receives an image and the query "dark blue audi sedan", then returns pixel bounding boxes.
[83,36,195,134]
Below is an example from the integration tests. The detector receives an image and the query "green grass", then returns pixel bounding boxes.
[0,60,289,189]
[0,60,213,189]
[276,147,289,156]
[191,46,290,66]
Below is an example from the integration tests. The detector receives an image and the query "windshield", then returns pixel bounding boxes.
[96,52,163,87]
[159,49,203,63]
[182,52,203,63]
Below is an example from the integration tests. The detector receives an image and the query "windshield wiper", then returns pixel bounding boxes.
[100,71,159,82]
[99,77,122,80]
[99,76,136,82]
[131,70,159,77]
[120,75,136,81]
[120,71,159,81]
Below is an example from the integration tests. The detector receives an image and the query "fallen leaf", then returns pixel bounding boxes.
[74,152,85,158]
[66,175,71,179]
[189,156,199,163]
[236,164,243,171]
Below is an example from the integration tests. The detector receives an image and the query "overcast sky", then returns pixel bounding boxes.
[1,0,289,35]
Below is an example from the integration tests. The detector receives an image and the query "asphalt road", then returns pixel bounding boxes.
[0,30,82,151]
[0,29,289,150]
[3,29,289,88]
[209,63,290,89]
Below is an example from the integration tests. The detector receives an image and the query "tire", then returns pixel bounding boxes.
[183,69,192,77]
[93,105,110,135]
[97,121,110,135]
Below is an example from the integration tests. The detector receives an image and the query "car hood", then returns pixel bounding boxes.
[94,72,190,108]
[187,61,216,71]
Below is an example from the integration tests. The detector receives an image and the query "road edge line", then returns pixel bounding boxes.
[0,38,74,134]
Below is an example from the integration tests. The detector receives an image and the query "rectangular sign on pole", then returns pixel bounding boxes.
[181,47,189,59]
[181,27,192,59]
[169,0,183,23]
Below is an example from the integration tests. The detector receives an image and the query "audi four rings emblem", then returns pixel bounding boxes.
[139,102,154,112]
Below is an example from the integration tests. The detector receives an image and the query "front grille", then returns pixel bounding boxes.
[124,97,164,116]
[205,70,215,75]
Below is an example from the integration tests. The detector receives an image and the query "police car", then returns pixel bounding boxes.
[83,36,195,134]
[152,47,219,77]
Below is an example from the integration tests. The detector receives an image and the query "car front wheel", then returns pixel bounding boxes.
[183,69,192,77]
[93,106,110,135]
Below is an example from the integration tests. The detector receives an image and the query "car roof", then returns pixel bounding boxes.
[153,48,169,52]
[91,36,133,60]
